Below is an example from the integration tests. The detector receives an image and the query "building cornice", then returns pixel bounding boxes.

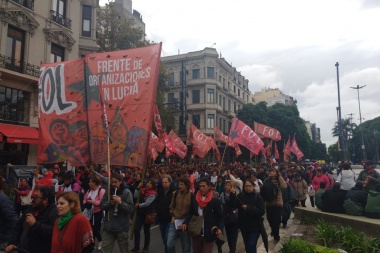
[0,8,39,36]
[43,28,76,52]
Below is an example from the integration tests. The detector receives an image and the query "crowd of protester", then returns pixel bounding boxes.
[0,159,379,253]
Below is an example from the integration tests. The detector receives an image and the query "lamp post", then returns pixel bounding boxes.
[350,85,366,162]
[335,62,345,161]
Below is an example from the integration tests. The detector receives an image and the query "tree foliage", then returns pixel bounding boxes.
[236,102,325,161]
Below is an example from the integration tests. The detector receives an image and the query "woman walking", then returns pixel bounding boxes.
[237,179,265,253]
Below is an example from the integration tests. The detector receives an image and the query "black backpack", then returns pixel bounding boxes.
[261,180,279,202]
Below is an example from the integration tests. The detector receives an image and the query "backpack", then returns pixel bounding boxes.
[261,179,279,202]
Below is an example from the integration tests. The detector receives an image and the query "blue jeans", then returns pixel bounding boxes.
[241,230,260,253]
[159,222,171,253]
[167,222,192,253]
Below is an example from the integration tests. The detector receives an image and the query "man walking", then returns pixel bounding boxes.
[167,176,193,253]
[6,186,58,253]
[156,175,174,253]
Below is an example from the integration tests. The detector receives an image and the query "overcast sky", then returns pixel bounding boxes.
[101,0,380,147]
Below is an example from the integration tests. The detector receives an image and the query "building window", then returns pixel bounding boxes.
[50,43,64,62]
[223,97,226,110]
[219,75,222,82]
[168,93,174,103]
[223,119,226,133]
[234,85,236,93]
[228,99,231,111]
[0,86,29,123]
[168,73,174,86]
[52,0,67,17]
[228,82,230,90]
[82,5,92,37]
[207,114,215,129]
[51,0,71,28]
[219,95,222,106]
[192,69,200,79]
[234,102,236,113]
[192,90,200,104]
[207,88,214,103]
[219,118,222,129]
[192,115,200,128]
[207,67,215,79]
[6,26,25,72]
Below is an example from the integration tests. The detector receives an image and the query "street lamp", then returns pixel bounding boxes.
[335,62,345,161]
[350,85,366,161]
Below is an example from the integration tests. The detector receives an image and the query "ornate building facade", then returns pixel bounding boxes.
[0,0,99,165]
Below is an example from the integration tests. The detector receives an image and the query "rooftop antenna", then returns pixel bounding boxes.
[210,43,216,47]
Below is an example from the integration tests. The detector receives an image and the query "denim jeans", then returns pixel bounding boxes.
[159,222,171,253]
[167,222,192,253]
[241,230,260,253]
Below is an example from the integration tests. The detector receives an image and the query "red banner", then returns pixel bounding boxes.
[291,133,304,160]
[153,104,164,142]
[274,142,280,159]
[168,130,188,159]
[149,132,164,154]
[265,140,273,156]
[254,122,281,141]
[164,132,175,158]
[214,127,241,157]
[283,136,291,156]
[261,148,267,160]
[228,118,264,155]
[38,44,162,167]
[188,124,213,158]
[38,59,90,166]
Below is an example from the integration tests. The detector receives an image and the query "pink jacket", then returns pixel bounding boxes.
[83,186,105,213]
[312,174,330,191]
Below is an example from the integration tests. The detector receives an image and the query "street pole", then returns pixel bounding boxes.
[347,113,355,163]
[350,85,366,162]
[335,62,345,161]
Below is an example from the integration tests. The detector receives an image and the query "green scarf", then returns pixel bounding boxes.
[58,211,73,230]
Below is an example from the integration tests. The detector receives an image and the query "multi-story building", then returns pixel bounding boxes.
[114,0,145,33]
[251,87,297,106]
[305,120,321,143]
[0,0,99,165]
[161,47,250,142]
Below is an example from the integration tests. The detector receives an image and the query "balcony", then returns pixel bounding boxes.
[0,54,40,78]
[11,0,34,10]
[50,10,71,29]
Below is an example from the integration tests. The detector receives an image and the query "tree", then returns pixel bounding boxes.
[236,102,320,161]
[96,1,175,131]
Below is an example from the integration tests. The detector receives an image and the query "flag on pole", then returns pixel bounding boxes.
[228,118,264,155]
[214,127,241,156]
[290,133,304,160]
[153,104,164,142]
[254,122,282,141]
[168,130,187,159]
[274,142,280,159]
[188,124,214,158]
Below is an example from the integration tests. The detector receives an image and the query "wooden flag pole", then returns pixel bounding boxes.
[221,144,228,165]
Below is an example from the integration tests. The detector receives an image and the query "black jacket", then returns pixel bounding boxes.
[8,203,58,253]
[155,186,174,223]
[236,191,265,232]
[184,196,224,242]
[346,187,368,208]
[321,188,347,213]
[0,192,18,244]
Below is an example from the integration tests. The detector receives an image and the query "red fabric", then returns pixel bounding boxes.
[283,136,291,156]
[253,121,282,141]
[228,118,264,155]
[187,124,213,158]
[195,190,213,209]
[168,130,188,159]
[290,133,304,160]
[141,188,157,197]
[153,104,164,142]
[274,142,280,159]
[51,214,94,253]
[35,171,54,190]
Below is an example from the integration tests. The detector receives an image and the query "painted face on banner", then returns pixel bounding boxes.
[90,122,108,162]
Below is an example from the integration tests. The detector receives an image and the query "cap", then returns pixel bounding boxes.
[54,164,60,169]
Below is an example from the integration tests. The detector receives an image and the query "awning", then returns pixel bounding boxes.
[0,124,39,144]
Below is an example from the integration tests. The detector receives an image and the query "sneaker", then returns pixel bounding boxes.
[274,236,281,244]
[142,247,149,253]
[130,248,140,253]
[97,241,102,250]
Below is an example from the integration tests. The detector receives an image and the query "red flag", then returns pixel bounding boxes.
[274,142,280,159]
[168,130,188,159]
[261,148,267,160]
[290,133,304,160]
[265,140,273,156]
[164,132,175,158]
[254,122,281,141]
[149,132,164,153]
[153,104,164,142]
[188,124,213,158]
[228,118,264,155]
[283,136,291,156]
[214,127,242,157]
